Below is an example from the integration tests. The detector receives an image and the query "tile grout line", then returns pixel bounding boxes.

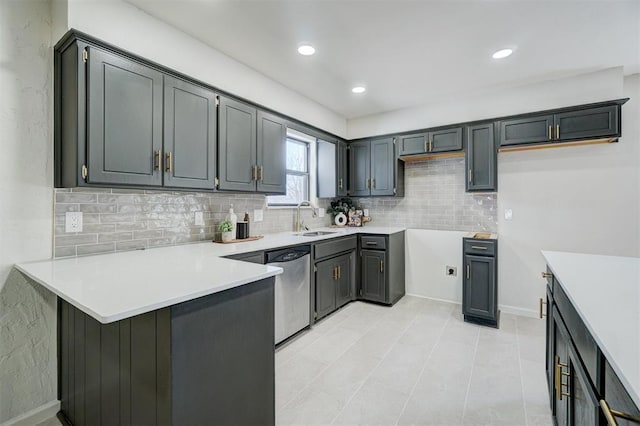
[460,323,482,424]
[329,309,423,425]
[515,316,530,426]
[393,305,456,426]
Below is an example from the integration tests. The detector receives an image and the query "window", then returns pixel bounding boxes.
[267,129,315,206]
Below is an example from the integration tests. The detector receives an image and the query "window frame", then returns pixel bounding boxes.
[267,134,313,207]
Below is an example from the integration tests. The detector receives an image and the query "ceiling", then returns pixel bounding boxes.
[126,0,639,119]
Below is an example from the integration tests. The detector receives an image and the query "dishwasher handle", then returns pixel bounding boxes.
[266,246,311,263]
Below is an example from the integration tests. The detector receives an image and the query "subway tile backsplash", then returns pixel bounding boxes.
[53,157,497,258]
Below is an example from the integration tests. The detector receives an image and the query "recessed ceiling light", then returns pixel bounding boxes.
[351,86,366,94]
[297,44,315,56]
[492,48,513,59]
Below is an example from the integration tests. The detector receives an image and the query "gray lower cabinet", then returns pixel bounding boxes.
[349,137,398,197]
[462,238,498,327]
[86,46,164,187]
[218,96,286,194]
[313,236,357,321]
[358,233,405,305]
[163,76,217,190]
[466,123,497,192]
[397,127,463,156]
[58,277,275,425]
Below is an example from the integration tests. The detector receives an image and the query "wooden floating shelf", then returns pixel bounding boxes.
[399,151,465,162]
[498,137,618,153]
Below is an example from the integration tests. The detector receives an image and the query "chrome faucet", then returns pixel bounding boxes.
[296,200,317,232]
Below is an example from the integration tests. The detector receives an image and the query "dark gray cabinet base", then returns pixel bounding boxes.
[57,278,275,426]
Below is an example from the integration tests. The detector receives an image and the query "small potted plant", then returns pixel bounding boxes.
[218,219,234,242]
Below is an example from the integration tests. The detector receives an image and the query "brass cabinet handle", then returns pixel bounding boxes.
[365,241,378,246]
[251,165,257,181]
[556,124,560,140]
[429,140,433,152]
[165,152,173,173]
[154,149,162,170]
[372,179,376,189]
[469,169,472,184]
[424,140,428,152]
[548,125,552,140]
[333,266,338,280]
[338,265,341,279]
[338,178,343,189]
[600,399,640,425]
[380,259,384,273]
[466,265,470,279]
[259,165,264,181]
[470,246,488,250]
[539,298,547,319]
[542,272,553,279]
[555,355,570,400]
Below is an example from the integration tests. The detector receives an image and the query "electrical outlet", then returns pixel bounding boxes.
[318,208,325,218]
[446,266,457,277]
[65,212,83,233]
[504,209,513,220]
[254,209,264,222]
[194,211,204,226]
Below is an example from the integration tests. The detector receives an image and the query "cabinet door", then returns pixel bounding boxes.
[603,361,640,426]
[466,123,496,192]
[429,127,463,153]
[499,114,554,146]
[360,250,386,303]
[317,139,337,198]
[86,47,163,186]
[545,287,555,412]
[370,137,395,196]
[398,132,428,156]
[337,141,348,197]
[349,140,371,196]
[555,105,619,141]
[463,255,496,320]
[218,96,257,192]
[315,259,337,320]
[163,76,217,190]
[256,111,286,194]
[335,252,353,309]
[552,308,570,426]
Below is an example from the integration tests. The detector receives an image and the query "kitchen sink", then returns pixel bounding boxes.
[298,231,337,237]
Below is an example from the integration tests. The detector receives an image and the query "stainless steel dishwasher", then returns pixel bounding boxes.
[266,245,311,344]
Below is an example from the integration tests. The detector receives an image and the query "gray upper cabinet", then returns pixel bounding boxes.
[555,105,618,141]
[398,132,428,156]
[466,123,496,192]
[337,141,348,197]
[317,139,337,198]
[86,46,163,187]
[499,114,554,146]
[370,137,395,196]
[218,96,257,192]
[430,127,463,152]
[349,140,371,196]
[163,76,217,190]
[257,111,286,194]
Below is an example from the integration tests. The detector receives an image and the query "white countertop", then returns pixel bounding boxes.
[15,226,405,324]
[542,250,640,407]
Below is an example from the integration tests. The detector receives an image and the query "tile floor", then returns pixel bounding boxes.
[39,296,552,426]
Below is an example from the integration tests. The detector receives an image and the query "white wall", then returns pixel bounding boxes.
[0,0,56,422]
[400,72,639,317]
[61,0,347,138]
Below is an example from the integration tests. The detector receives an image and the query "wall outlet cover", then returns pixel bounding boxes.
[318,207,325,218]
[446,265,457,277]
[65,211,83,233]
[504,209,513,220]
[194,211,204,226]
[254,209,264,222]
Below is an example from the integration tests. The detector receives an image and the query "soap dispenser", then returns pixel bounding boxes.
[228,204,237,235]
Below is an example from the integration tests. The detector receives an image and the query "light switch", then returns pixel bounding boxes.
[65,212,83,233]
[254,209,264,222]
[194,211,204,226]
[504,209,513,221]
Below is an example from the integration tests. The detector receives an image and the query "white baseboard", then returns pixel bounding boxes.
[1,400,60,426]
[405,293,539,319]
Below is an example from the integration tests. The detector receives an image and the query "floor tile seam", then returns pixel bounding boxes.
[516,317,530,426]
[460,326,482,423]
[393,306,456,426]
[328,312,423,426]
[279,306,405,412]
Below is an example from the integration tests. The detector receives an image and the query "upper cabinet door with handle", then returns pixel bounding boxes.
[337,141,349,197]
[466,123,496,192]
[86,46,163,186]
[218,96,257,192]
[499,114,554,146]
[256,111,286,194]
[554,105,619,141]
[428,127,463,153]
[398,132,428,156]
[349,140,371,196]
[370,137,395,196]
[163,76,217,190]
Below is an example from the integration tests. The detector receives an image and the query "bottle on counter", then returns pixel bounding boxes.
[228,205,237,235]
[237,212,250,239]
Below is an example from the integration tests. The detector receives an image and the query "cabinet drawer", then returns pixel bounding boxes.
[360,235,386,250]
[314,236,356,260]
[463,239,496,256]
[554,282,599,386]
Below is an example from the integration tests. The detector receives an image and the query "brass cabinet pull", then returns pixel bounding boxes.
[600,399,640,425]
[555,355,570,400]
[251,165,257,181]
[338,178,343,189]
[542,271,553,279]
[548,125,552,140]
[466,265,470,279]
[372,179,376,189]
[333,266,338,280]
[259,165,264,181]
[556,124,560,140]
[424,140,428,152]
[380,259,384,273]
[429,140,433,152]
[165,152,173,173]
[469,169,472,183]
[539,298,547,319]
[470,246,488,250]
[154,149,162,170]
[338,265,341,279]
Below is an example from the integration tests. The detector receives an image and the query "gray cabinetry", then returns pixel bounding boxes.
[499,115,554,147]
[163,76,217,190]
[218,96,257,192]
[555,105,619,141]
[337,141,348,196]
[398,127,463,156]
[462,238,498,327]
[349,137,397,197]
[87,46,164,187]
[335,253,354,309]
[398,132,428,156]
[315,258,338,320]
[313,236,357,321]
[358,232,405,305]
[257,111,287,194]
[466,123,497,192]
[349,140,371,196]
[317,139,336,198]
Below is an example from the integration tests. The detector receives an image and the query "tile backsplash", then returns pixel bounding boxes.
[53,189,330,258]
[353,157,497,232]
